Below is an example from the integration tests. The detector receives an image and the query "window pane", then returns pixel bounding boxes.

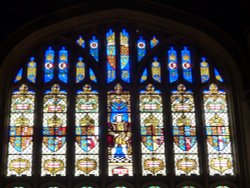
[75,85,99,176]
[172,84,199,175]
[7,84,35,176]
[140,84,166,175]
[204,84,234,175]
[41,84,67,176]
[107,84,133,176]
[106,29,116,83]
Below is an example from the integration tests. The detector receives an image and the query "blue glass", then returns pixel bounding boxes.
[77,35,85,48]
[90,36,99,62]
[120,29,130,83]
[106,29,116,83]
[150,36,159,48]
[89,68,97,82]
[44,47,55,83]
[27,57,37,83]
[58,47,68,83]
[76,57,85,83]
[140,69,147,83]
[181,47,193,83]
[200,57,210,83]
[168,47,178,83]
[14,68,23,83]
[152,57,161,83]
[137,36,146,62]
[214,68,224,82]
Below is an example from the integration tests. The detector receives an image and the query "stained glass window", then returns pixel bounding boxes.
[27,57,37,83]
[75,85,99,176]
[140,68,148,83]
[14,68,23,83]
[90,36,99,61]
[120,29,130,83]
[140,84,166,175]
[151,57,161,83]
[204,84,234,175]
[200,57,210,83]
[168,47,178,83]
[44,47,55,83]
[106,29,116,83]
[214,68,224,82]
[41,84,67,176]
[58,47,68,83]
[7,84,35,176]
[181,47,192,83]
[76,57,85,83]
[150,36,159,48]
[171,84,199,175]
[107,84,133,176]
[137,36,146,62]
[77,36,85,48]
[5,26,238,187]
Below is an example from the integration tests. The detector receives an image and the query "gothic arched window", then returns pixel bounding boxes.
[3,23,238,187]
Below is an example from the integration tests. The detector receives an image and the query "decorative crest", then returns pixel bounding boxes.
[80,114,95,126]
[82,84,92,94]
[177,84,186,93]
[47,115,62,127]
[114,83,123,94]
[146,84,155,94]
[144,114,159,126]
[209,83,218,94]
[19,84,29,94]
[15,115,30,126]
[51,84,61,94]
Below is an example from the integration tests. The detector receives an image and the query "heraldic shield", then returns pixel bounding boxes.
[174,136,196,151]
[207,135,230,151]
[43,136,66,152]
[76,136,98,152]
[10,136,32,152]
[142,135,164,152]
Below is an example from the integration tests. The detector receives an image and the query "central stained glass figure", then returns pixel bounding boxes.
[107,83,133,176]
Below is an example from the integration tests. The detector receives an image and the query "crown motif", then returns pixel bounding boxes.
[19,84,29,94]
[177,84,186,93]
[176,114,191,126]
[82,84,92,94]
[60,54,67,61]
[183,54,190,61]
[114,83,123,94]
[15,115,30,126]
[120,34,128,45]
[144,114,159,126]
[209,83,218,94]
[107,32,115,45]
[169,53,176,60]
[47,115,62,127]
[80,115,95,126]
[146,84,155,94]
[209,114,224,126]
[46,54,53,61]
[77,36,85,46]
[51,84,61,94]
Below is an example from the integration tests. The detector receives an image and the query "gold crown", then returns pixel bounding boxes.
[51,84,61,94]
[47,115,62,127]
[107,33,115,45]
[183,54,190,61]
[120,34,128,45]
[144,114,159,126]
[177,84,186,93]
[176,114,191,126]
[15,115,30,126]
[209,83,218,94]
[46,54,53,61]
[169,54,176,60]
[80,115,95,126]
[19,84,29,94]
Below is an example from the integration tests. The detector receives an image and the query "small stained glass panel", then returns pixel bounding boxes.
[27,57,37,83]
[151,57,161,83]
[106,29,116,83]
[90,36,99,62]
[120,29,130,83]
[168,47,178,83]
[140,68,148,83]
[181,47,192,83]
[44,47,55,83]
[137,36,146,62]
[14,68,23,83]
[150,36,159,48]
[76,57,85,83]
[58,47,68,83]
[214,68,224,82]
[200,57,210,83]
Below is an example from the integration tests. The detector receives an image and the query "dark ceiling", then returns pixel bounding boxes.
[0,0,249,52]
